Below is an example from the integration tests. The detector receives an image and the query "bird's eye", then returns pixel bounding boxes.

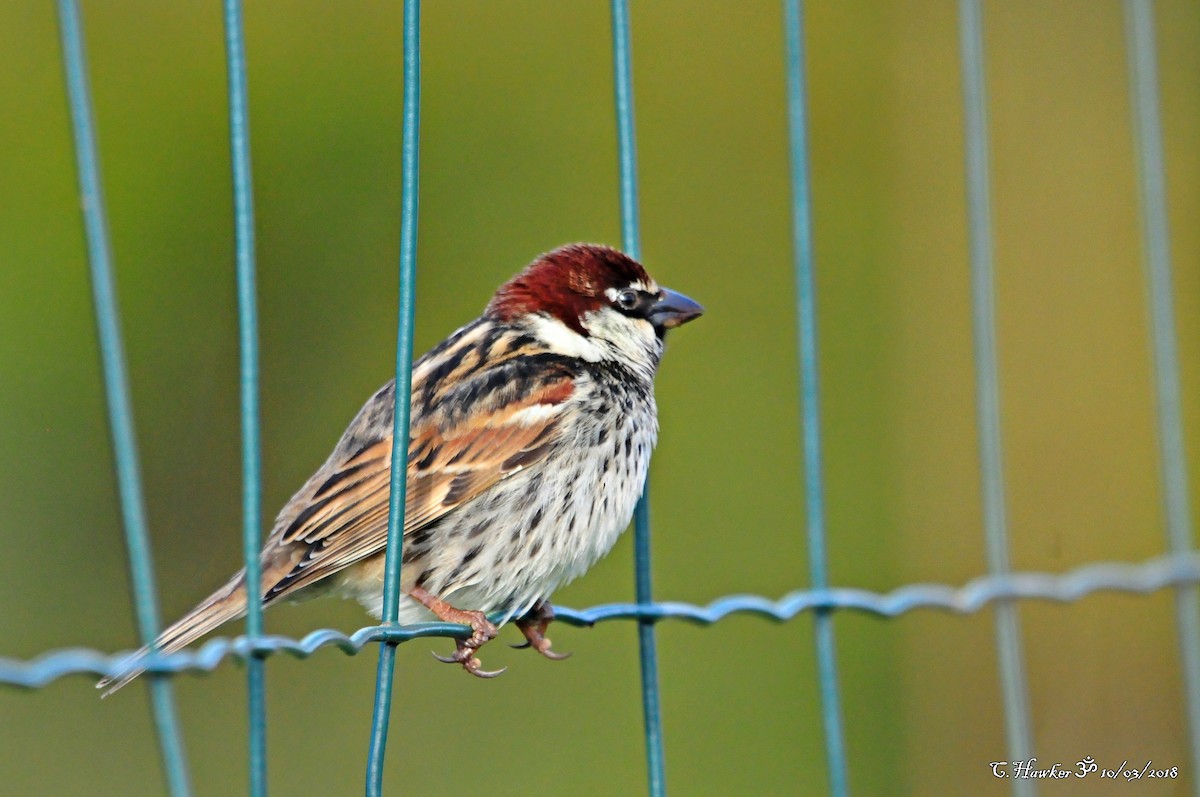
[616,290,639,310]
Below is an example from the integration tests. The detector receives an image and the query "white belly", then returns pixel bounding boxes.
[340,399,657,626]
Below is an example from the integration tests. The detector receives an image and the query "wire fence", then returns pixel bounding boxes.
[2,2,1197,796]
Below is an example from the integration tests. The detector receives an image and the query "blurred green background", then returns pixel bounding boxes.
[2,1,1199,794]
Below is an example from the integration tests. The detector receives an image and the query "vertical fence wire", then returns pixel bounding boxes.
[957,3,1036,794]
[221,1,267,794]
[781,3,850,796]
[364,1,421,794]
[609,2,666,795]
[54,2,192,795]
[1123,2,1200,790]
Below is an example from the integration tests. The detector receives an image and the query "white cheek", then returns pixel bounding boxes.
[582,308,660,365]
[526,314,606,362]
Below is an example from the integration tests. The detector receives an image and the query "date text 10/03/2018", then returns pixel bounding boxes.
[990,758,1178,781]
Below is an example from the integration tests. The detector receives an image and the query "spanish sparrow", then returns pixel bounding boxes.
[99,243,702,692]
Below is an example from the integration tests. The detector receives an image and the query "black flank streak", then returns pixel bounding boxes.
[461,544,483,565]
[445,562,467,585]
[467,520,489,539]
[529,506,544,530]
[408,526,434,548]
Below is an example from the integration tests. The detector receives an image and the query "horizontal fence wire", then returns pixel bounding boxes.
[6,551,1199,688]
[54,1,192,795]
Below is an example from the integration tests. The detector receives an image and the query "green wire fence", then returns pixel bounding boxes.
[2,2,1197,796]
[222,1,266,793]
[364,0,420,794]
[958,3,1035,794]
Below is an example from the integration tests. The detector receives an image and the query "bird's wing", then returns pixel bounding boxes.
[262,369,577,600]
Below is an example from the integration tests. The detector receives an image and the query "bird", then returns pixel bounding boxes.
[98,243,702,694]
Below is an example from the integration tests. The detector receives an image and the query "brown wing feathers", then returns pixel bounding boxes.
[98,324,580,694]
[261,337,578,603]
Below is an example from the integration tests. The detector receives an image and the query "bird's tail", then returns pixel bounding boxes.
[97,570,249,697]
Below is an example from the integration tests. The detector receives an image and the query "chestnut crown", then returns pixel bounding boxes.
[487,244,701,337]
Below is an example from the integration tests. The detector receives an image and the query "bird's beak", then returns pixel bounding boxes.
[647,288,704,330]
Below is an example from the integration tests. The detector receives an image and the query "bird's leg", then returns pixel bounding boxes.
[512,600,571,660]
[408,585,504,678]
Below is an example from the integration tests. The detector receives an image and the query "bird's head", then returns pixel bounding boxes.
[487,244,703,370]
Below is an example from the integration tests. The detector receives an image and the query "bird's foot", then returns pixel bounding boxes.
[410,586,504,678]
[512,600,571,660]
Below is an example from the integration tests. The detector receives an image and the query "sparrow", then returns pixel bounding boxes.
[98,243,702,694]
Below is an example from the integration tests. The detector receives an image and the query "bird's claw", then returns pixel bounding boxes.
[427,608,502,678]
[467,661,506,679]
[515,602,571,661]
[509,639,569,659]
[430,645,506,678]
[539,646,572,661]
